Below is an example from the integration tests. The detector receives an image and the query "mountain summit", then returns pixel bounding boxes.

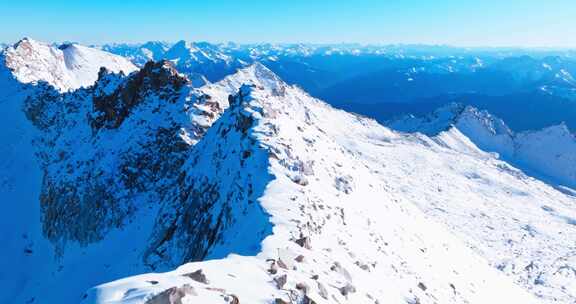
[1,38,137,91]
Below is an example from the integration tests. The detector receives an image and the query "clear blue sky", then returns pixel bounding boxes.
[2,0,576,47]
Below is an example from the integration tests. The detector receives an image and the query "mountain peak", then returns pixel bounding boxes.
[221,62,287,96]
[13,37,40,48]
[2,38,137,91]
[92,60,189,130]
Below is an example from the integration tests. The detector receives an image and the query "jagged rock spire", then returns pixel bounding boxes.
[92,60,189,129]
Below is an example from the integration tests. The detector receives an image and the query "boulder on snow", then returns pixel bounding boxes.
[145,284,196,304]
[182,269,209,284]
[295,236,312,249]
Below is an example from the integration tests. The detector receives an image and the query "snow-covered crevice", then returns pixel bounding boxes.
[86,73,547,304]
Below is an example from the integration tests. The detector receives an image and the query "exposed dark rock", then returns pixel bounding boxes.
[291,175,309,186]
[296,282,309,294]
[295,236,312,249]
[182,269,209,284]
[227,294,240,304]
[268,260,279,274]
[330,262,352,282]
[92,60,189,130]
[145,284,196,304]
[339,283,356,296]
[274,274,288,289]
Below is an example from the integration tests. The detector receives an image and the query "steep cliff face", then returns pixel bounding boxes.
[143,85,277,269]
[0,42,139,303]
[25,61,191,250]
[26,62,293,255]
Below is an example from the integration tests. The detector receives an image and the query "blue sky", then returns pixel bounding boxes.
[1,0,576,47]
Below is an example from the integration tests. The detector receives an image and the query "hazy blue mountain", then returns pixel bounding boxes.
[101,42,576,132]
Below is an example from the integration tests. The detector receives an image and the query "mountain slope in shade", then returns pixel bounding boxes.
[388,103,576,189]
[0,42,144,304]
[86,68,576,304]
[0,60,188,304]
[2,38,137,91]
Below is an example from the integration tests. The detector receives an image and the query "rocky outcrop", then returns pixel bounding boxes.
[23,61,193,251]
[144,86,274,268]
[92,60,188,129]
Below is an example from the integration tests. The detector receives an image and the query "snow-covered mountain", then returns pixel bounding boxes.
[2,53,576,304]
[0,59,309,303]
[101,41,576,133]
[389,103,576,189]
[1,38,137,91]
[101,41,172,66]
[82,64,576,304]
[160,40,246,85]
[103,40,248,86]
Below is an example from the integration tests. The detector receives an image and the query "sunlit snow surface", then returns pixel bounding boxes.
[389,104,576,189]
[87,68,575,304]
[3,38,137,91]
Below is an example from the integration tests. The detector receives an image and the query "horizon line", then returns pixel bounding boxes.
[4,37,576,51]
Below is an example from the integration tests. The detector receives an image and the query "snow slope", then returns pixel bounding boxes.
[86,66,576,304]
[389,103,576,189]
[2,38,137,91]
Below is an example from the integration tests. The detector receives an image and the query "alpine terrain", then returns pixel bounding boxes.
[0,39,575,304]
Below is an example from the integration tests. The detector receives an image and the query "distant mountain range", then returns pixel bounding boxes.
[97,40,576,132]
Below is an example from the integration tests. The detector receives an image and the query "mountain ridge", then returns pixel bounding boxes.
[388,103,576,189]
[86,65,576,304]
